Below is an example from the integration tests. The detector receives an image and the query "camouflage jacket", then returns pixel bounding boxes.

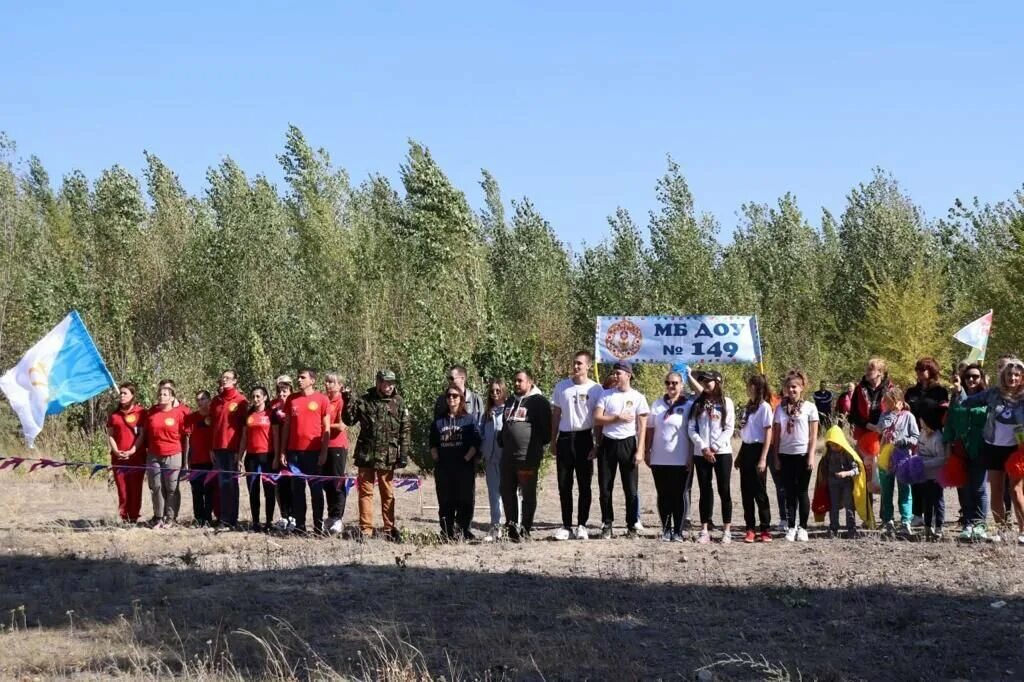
[342,387,412,470]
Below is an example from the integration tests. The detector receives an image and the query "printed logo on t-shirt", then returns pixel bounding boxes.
[164,417,176,427]
[307,401,319,411]
[577,393,588,403]
[204,416,211,426]
[125,414,137,424]
[246,415,255,426]
[228,402,238,412]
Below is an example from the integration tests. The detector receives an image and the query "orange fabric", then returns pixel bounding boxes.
[358,467,395,534]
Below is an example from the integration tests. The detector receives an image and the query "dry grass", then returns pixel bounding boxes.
[1,467,1023,680]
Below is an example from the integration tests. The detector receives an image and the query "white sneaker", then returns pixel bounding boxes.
[553,527,571,541]
[328,518,343,536]
[633,521,645,531]
[273,518,289,531]
[785,527,798,542]
[911,514,925,528]
[286,517,296,532]
[796,527,809,542]
[483,525,498,543]
[574,525,589,540]
[720,531,732,544]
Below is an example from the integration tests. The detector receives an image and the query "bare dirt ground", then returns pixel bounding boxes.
[1,459,1022,681]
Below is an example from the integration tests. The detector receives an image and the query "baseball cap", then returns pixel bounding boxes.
[275,374,292,386]
[612,361,633,375]
[376,369,397,382]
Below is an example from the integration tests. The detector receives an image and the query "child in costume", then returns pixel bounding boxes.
[917,420,949,540]
[869,386,919,537]
[814,426,871,537]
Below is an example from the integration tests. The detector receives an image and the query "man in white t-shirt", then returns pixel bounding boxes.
[593,361,650,539]
[550,351,604,540]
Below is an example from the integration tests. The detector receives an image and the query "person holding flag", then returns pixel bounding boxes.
[954,310,993,365]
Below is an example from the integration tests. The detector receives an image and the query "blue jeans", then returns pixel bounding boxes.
[213,450,239,525]
[961,456,989,528]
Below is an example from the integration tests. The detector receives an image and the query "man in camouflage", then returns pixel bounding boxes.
[343,369,411,541]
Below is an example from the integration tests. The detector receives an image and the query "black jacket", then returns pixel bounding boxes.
[497,389,552,469]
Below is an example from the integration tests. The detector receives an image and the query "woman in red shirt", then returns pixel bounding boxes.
[240,386,276,531]
[185,391,216,526]
[143,382,190,527]
[106,383,145,523]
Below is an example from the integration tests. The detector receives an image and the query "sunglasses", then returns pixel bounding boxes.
[965,374,982,381]
[664,380,679,386]
[446,394,462,400]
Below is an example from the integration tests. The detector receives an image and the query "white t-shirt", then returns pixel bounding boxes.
[596,388,650,440]
[740,402,773,444]
[991,418,1018,447]
[648,396,694,466]
[551,378,603,432]
[774,401,820,454]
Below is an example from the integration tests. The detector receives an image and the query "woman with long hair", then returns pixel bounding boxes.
[430,385,481,540]
[688,370,735,544]
[480,378,508,541]
[107,383,145,524]
[737,374,774,542]
[772,369,819,542]
[645,371,694,541]
[956,358,1024,544]
[240,386,276,532]
[905,357,950,527]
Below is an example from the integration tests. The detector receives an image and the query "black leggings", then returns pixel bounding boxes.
[694,452,733,525]
[738,442,771,531]
[244,453,277,526]
[651,465,688,533]
[779,453,812,528]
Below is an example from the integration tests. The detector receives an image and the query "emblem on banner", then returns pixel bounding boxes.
[605,320,643,360]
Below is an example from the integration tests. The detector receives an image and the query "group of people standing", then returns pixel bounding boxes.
[107,368,411,539]
[105,352,1024,545]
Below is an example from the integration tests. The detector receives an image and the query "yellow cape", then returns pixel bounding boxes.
[814,426,875,529]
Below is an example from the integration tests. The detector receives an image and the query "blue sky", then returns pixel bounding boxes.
[2,2,1022,249]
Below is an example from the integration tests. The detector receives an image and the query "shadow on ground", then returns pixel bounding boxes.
[1,550,1021,680]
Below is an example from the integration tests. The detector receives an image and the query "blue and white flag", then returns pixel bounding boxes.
[0,311,115,446]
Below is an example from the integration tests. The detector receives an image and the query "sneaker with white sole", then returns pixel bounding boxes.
[286,517,297,532]
[785,527,798,542]
[574,525,589,540]
[553,527,571,541]
[777,520,789,534]
[720,531,732,544]
[633,521,645,531]
[328,518,343,536]
[958,527,974,541]
[696,530,711,544]
[1017,533,1024,546]
[796,527,809,542]
[911,514,924,528]
[660,529,672,542]
[273,518,289,531]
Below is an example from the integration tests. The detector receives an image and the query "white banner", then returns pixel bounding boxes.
[595,315,763,365]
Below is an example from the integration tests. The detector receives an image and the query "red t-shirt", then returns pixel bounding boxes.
[209,387,248,451]
[107,405,145,460]
[286,391,330,452]
[145,404,191,457]
[327,393,349,448]
[245,408,273,454]
[186,411,214,465]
